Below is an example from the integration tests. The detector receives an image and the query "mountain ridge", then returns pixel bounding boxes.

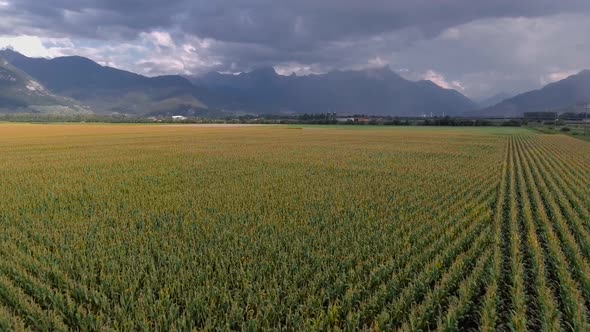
[0,56,89,114]
[481,70,590,117]
[191,65,477,116]
[0,49,207,116]
[1,49,481,117]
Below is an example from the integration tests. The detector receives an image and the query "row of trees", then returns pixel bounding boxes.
[0,112,524,127]
[524,111,589,120]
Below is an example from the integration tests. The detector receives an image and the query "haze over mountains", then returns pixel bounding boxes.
[0,49,589,118]
[476,92,513,109]
[481,70,590,117]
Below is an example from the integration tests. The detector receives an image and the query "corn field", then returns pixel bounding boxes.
[0,124,589,331]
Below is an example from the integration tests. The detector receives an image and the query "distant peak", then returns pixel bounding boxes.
[58,55,97,63]
[0,47,19,54]
[360,65,404,80]
[0,48,27,61]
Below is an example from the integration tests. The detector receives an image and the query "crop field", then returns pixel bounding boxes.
[0,124,589,331]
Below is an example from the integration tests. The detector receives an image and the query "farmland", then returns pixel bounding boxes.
[0,124,589,331]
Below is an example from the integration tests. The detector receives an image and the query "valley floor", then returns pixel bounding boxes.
[0,125,588,330]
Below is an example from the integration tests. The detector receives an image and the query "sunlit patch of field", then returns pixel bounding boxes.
[0,124,588,330]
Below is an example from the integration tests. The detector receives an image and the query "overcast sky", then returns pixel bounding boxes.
[1,0,590,99]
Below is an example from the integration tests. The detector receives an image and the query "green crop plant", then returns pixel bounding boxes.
[0,124,588,331]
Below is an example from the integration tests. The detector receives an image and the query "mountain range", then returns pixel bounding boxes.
[480,70,590,117]
[0,49,209,116]
[0,49,477,117]
[190,66,476,116]
[0,57,88,114]
[1,48,589,118]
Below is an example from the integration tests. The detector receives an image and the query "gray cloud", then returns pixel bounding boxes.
[3,1,589,44]
[1,0,590,98]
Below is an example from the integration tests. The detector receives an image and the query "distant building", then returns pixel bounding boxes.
[336,117,355,123]
[335,116,370,124]
[172,115,188,121]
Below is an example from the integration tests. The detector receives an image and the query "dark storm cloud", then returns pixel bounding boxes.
[3,0,590,46]
[0,0,187,39]
[2,0,590,98]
